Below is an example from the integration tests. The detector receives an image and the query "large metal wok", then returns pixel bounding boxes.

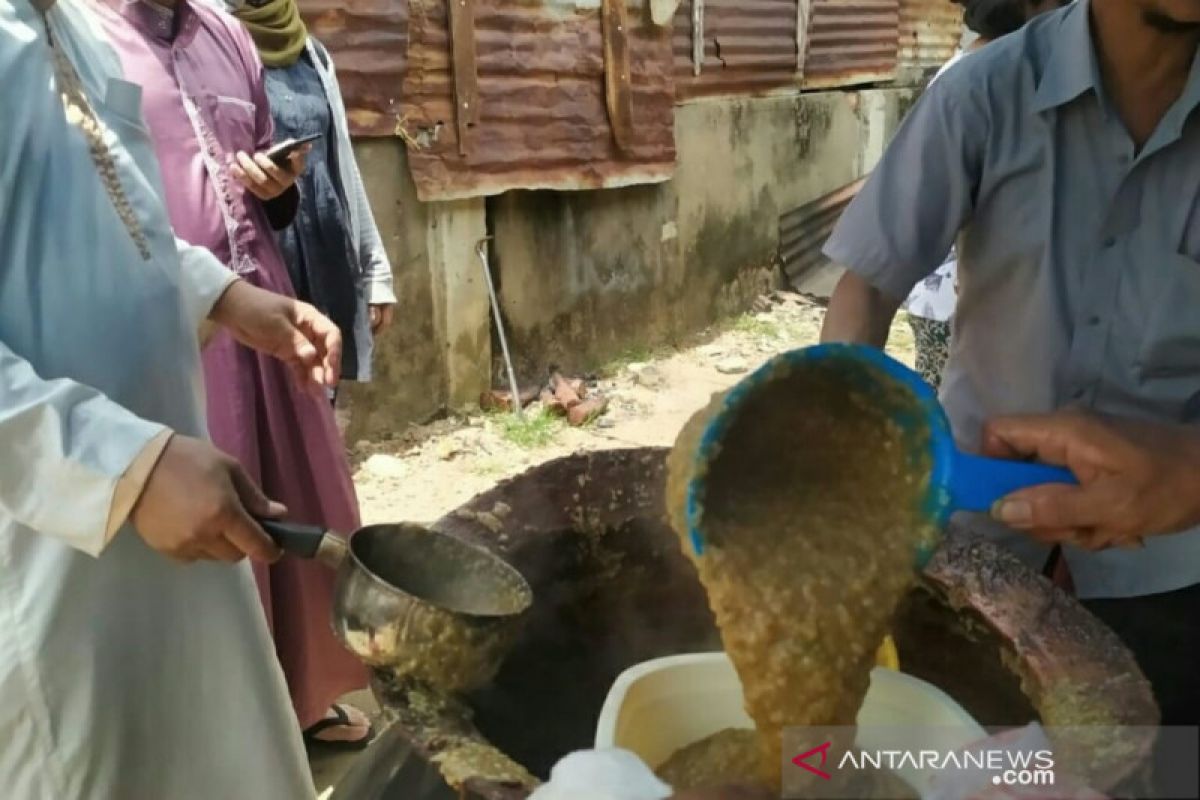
[326,448,1159,800]
[260,520,533,693]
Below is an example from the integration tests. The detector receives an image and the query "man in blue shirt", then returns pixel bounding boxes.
[821,0,1200,726]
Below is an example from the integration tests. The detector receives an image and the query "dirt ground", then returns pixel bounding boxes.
[351,293,916,527]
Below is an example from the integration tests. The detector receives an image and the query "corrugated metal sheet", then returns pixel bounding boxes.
[672,0,802,100]
[300,0,409,137]
[801,0,899,89]
[897,0,960,73]
[779,178,864,287]
[401,0,676,202]
[305,0,948,142]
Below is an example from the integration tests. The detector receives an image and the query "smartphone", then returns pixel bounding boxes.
[266,133,322,166]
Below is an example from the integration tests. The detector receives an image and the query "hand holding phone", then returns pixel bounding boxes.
[266,133,322,167]
[232,135,316,201]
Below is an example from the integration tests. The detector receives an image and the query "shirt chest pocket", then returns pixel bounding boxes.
[197,92,258,154]
[1136,251,1200,380]
[101,78,150,138]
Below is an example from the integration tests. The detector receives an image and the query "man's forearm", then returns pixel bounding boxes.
[819,270,903,347]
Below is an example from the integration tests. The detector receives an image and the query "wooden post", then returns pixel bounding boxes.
[601,0,634,153]
[796,0,812,78]
[447,0,479,157]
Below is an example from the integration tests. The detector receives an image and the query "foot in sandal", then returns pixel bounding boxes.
[303,703,374,750]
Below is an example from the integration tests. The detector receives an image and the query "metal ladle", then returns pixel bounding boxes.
[260,520,533,693]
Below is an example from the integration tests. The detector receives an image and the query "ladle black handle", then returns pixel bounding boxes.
[256,518,327,560]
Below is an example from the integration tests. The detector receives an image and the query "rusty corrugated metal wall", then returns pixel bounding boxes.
[801,0,899,89]
[671,0,802,100]
[399,0,676,202]
[301,0,945,192]
[897,0,960,73]
[300,0,409,137]
[779,178,865,288]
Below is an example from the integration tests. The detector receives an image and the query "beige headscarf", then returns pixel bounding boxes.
[225,0,308,68]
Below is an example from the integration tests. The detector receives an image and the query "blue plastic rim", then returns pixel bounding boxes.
[683,343,956,563]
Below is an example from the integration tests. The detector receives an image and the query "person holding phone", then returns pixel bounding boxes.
[227,0,397,409]
[90,0,369,749]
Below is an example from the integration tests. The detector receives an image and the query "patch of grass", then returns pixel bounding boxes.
[599,344,658,375]
[493,409,562,449]
[729,313,781,339]
[469,459,508,478]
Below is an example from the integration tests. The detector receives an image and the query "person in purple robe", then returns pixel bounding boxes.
[90,0,371,748]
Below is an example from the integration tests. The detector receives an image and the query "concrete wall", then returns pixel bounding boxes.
[489,87,918,378]
[343,139,489,441]
[348,87,918,436]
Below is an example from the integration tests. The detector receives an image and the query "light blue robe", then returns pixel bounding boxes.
[0,2,313,796]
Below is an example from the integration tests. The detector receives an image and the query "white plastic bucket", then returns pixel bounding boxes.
[595,652,987,797]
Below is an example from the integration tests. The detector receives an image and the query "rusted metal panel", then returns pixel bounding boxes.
[779,178,864,288]
[401,0,676,202]
[801,0,899,89]
[673,0,803,100]
[299,0,409,137]
[897,0,961,74]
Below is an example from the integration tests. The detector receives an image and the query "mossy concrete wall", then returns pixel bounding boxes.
[343,138,489,441]
[490,87,917,380]
[348,88,918,436]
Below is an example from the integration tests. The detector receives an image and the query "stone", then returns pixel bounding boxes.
[697,344,724,358]
[363,454,407,479]
[435,438,463,460]
[715,357,750,375]
[627,363,664,389]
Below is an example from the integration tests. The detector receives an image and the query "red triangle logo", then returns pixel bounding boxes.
[792,741,833,780]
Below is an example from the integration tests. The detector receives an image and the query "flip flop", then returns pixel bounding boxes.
[303,703,376,751]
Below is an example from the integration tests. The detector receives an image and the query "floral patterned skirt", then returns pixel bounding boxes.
[907,314,951,390]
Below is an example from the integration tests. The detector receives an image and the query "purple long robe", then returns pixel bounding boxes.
[93,0,366,729]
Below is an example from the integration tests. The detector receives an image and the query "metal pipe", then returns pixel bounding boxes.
[476,237,523,418]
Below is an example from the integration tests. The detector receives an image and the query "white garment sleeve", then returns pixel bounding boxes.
[175,237,239,323]
[0,337,168,556]
[350,158,397,305]
[323,51,397,306]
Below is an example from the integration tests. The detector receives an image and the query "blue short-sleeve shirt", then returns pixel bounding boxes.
[824,0,1200,598]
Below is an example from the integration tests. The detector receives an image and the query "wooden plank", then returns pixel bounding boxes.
[796,0,812,77]
[447,0,479,156]
[601,0,635,154]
